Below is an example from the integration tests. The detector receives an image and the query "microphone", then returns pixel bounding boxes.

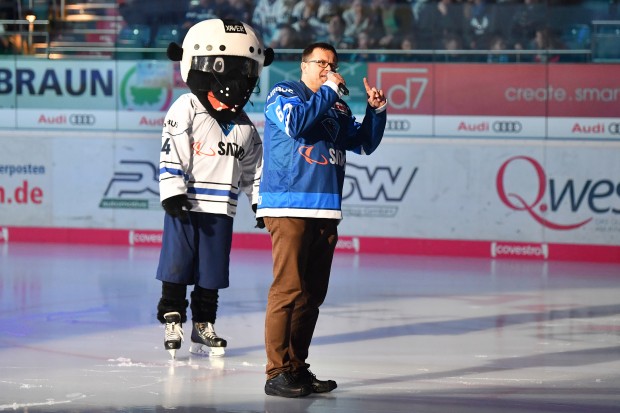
[328,71,349,96]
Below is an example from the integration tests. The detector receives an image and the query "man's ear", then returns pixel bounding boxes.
[167,42,183,61]
[263,48,274,67]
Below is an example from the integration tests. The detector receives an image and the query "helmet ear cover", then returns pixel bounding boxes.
[264,47,274,67]
[167,42,183,61]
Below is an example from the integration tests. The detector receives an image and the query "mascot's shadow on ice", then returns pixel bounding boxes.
[167,18,274,123]
[155,19,272,360]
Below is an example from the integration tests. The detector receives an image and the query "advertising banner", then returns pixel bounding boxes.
[0,133,53,225]
[50,132,163,229]
[17,108,117,130]
[0,108,16,128]
[2,131,619,261]
[7,59,117,109]
[367,63,620,140]
[2,60,619,140]
[331,139,620,246]
[116,60,180,131]
[426,64,620,118]
[547,117,620,140]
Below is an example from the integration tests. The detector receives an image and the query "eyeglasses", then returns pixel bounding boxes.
[305,59,338,71]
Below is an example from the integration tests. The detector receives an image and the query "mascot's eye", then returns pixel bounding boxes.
[212,57,225,73]
[191,56,223,74]
[191,56,260,77]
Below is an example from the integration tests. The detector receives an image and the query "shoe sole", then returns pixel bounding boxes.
[264,385,312,398]
[311,383,337,393]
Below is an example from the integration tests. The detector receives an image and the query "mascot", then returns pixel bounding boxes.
[155,18,273,359]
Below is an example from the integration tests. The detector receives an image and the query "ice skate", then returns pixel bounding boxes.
[163,312,184,359]
[189,322,227,357]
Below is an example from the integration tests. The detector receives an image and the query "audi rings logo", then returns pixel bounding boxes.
[69,114,96,126]
[609,123,620,135]
[492,121,522,133]
[386,119,411,131]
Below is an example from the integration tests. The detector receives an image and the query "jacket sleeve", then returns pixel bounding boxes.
[264,81,339,141]
[239,127,263,206]
[346,103,387,155]
[158,96,193,202]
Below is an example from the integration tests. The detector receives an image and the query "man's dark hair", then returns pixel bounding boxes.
[301,42,339,62]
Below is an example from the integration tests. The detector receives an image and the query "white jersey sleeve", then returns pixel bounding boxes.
[159,94,194,203]
[237,114,263,207]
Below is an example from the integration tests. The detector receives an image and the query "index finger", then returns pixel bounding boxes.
[363,77,372,93]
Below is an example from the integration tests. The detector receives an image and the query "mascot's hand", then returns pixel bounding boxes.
[162,194,192,220]
[252,204,265,229]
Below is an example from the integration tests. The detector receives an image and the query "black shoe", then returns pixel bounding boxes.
[265,372,313,398]
[294,369,337,393]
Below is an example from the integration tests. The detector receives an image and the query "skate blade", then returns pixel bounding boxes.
[167,348,177,359]
[189,343,225,357]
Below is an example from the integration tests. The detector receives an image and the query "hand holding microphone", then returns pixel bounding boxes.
[327,71,348,96]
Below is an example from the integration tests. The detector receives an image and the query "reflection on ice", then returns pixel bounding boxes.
[0,244,619,413]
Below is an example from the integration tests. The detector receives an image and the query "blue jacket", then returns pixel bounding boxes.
[257,79,387,219]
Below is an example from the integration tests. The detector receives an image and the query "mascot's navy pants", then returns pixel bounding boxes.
[156,211,233,290]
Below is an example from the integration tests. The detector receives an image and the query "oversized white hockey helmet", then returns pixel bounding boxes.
[169,18,273,83]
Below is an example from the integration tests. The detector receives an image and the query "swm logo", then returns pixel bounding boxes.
[343,163,417,202]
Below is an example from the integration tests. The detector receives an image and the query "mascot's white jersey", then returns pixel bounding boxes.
[159,93,263,217]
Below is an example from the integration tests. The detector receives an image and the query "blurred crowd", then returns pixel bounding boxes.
[117,0,619,62]
[1,0,619,61]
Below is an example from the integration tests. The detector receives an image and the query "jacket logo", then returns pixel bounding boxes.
[298,145,328,165]
[193,142,216,156]
[322,118,339,142]
[334,102,349,115]
[220,122,235,136]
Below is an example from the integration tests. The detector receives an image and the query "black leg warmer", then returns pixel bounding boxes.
[157,281,189,324]
[190,286,219,323]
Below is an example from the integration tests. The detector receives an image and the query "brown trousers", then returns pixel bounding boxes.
[263,217,339,379]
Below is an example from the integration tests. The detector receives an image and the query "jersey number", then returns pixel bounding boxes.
[161,138,171,155]
[275,106,284,122]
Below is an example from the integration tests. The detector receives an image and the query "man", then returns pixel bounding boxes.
[256,42,387,397]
